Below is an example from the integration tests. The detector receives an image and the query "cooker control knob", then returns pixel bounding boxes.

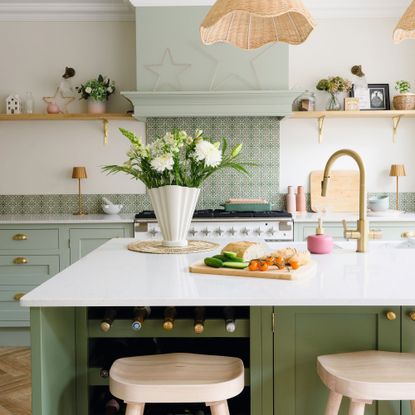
[149,228,158,236]
[255,227,263,236]
[228,227,236,236]
[241,227,250,235]
[189,227,198,236]
[268,227,275,235]
[215,227,224,236]
[202,228,211,236]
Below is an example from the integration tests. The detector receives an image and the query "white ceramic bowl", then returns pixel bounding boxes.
[102,204,123,215]
[368,195,389,212]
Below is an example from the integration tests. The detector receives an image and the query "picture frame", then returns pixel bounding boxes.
[344,97,360,111]
[351,84,390,110]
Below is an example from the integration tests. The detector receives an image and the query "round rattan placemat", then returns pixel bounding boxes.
[128,240,219,254]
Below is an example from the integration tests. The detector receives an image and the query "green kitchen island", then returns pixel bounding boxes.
[21,238,415,415]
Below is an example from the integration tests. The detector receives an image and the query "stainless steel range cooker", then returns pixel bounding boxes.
[134,209,294,242]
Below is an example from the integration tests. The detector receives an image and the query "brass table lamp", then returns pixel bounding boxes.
[389,164,406,210]
[72,166,87,215]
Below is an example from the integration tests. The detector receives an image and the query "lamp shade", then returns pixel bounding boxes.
[394,0,415,43]
[72,166,87,179]
[200,0,316,50]
[389,164,406,177]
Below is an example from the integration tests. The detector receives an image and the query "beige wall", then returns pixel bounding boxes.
[0,21,146,195]
[281,18,415,194]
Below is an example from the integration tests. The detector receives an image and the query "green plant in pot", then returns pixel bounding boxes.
[393,80,415,110]
[316,76,352,111]
[103,128,252,247]
[77,74,115,114]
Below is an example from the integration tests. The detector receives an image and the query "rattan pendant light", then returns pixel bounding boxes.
[394,0,415,43]
[200,0,316,50]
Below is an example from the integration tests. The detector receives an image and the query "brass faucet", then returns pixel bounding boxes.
[321,149,368,253]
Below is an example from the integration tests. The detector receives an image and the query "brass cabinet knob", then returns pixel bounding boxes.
[386,311,397,321]
[13,293,25,301]
[13,257,28,265]
[409,311,415,321]
[12,234,28,241]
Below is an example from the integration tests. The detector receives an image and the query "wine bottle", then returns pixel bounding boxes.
[105,398,120,414]
[223,306,236,333]
[100,308,117,332]
[162,306,177,331]
[194,306,206,334]
[131,306,151,331]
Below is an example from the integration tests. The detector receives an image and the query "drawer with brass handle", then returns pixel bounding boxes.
[0,287,33,324]
[386,311,397,321]
[0,255,59,285]
[0,228,59,250]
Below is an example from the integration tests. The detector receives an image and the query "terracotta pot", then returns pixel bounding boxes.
[87,99,106,114]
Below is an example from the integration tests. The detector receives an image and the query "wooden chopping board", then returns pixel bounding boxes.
[310,170,359,213]
[189,261,317,281]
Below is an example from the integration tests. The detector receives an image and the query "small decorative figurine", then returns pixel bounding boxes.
[6,95,22,114]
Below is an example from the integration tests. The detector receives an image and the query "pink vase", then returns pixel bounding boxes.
[296,186,306,213]
[47,101,61,114]
[88,99,106,114]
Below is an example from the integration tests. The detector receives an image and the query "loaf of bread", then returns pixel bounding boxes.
[269,248,311,266]
[221,241,268,261]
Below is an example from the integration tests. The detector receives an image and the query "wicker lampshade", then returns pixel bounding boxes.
[200,0,316,50]
[72,166,87,179]
[389,164,406,177]
[394,0,415,43]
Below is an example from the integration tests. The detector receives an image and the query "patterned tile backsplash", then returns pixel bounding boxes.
[1,116,415,214]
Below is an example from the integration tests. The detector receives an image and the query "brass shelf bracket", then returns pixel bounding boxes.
[392,116,402,143]
[318,116,326,144]
[103,119,109,145]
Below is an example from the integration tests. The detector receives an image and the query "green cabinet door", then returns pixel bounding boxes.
[400,306,415,415]
[69,225,133,264]
[274,306,401,415]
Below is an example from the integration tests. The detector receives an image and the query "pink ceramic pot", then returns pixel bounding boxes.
[88,99,106,114]
[47,102,61,114]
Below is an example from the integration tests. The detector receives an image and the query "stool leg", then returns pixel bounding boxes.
[410,400,415,415]
[125,402,145,415]
[348,399,372,415]
[206,400,230,415]
[324,390,342,415]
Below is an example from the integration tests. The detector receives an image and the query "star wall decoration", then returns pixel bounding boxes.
[42,86,75,114]
[198,44,275,91]
[145,48,191,91]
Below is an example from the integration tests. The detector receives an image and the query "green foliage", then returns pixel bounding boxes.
[316,76,352,94]
[76,74,115,101]
[395,80,411,94]
[103,128,254,189]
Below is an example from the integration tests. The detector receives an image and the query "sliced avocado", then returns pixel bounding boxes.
[222,261,249,269]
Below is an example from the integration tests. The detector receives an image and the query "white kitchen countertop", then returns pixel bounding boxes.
[21,238,415,307]
[0,214,135,224]
[292,212,415,223]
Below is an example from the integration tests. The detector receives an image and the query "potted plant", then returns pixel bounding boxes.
[393,80,415,110]
[103,128,251,247]
[77,74,115,114]
[316,76,352,111]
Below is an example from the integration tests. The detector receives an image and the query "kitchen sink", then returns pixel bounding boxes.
[334,239,415,251]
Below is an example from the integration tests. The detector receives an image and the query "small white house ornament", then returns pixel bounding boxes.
[6,95,22,114]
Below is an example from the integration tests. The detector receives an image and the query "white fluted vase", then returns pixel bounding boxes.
[148,185,200,247]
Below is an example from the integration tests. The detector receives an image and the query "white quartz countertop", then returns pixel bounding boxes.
[292,212,415,223]
[0,214,135,224]
[21,238,415,307]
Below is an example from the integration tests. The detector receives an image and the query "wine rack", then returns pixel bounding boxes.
[76,306,258,415]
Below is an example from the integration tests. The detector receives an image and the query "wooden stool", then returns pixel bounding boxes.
[317,350,415,415]
[109,353,245,415]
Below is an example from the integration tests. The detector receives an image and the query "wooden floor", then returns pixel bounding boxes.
[0,348,31,415]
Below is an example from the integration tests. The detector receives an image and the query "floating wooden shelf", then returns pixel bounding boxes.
[290,110,415,143]
[0,113,134,144]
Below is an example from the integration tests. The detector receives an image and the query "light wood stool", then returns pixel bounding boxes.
[109,353,245,415]
[317,350,415,415]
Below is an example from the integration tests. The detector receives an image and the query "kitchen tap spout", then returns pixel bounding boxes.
[321,149,368,252]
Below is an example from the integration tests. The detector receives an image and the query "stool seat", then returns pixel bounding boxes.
[318,350,415,401]
[110,353,245,403]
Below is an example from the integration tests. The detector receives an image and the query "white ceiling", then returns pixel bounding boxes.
[0,0,410,20]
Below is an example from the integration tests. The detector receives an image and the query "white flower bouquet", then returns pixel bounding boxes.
[77,74,115,102]
[103,128,251,189]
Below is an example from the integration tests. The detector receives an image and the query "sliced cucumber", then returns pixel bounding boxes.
[213,255,229,262]
[222,261,249,269]
[204,257,223,268]
[222,251,244,262]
